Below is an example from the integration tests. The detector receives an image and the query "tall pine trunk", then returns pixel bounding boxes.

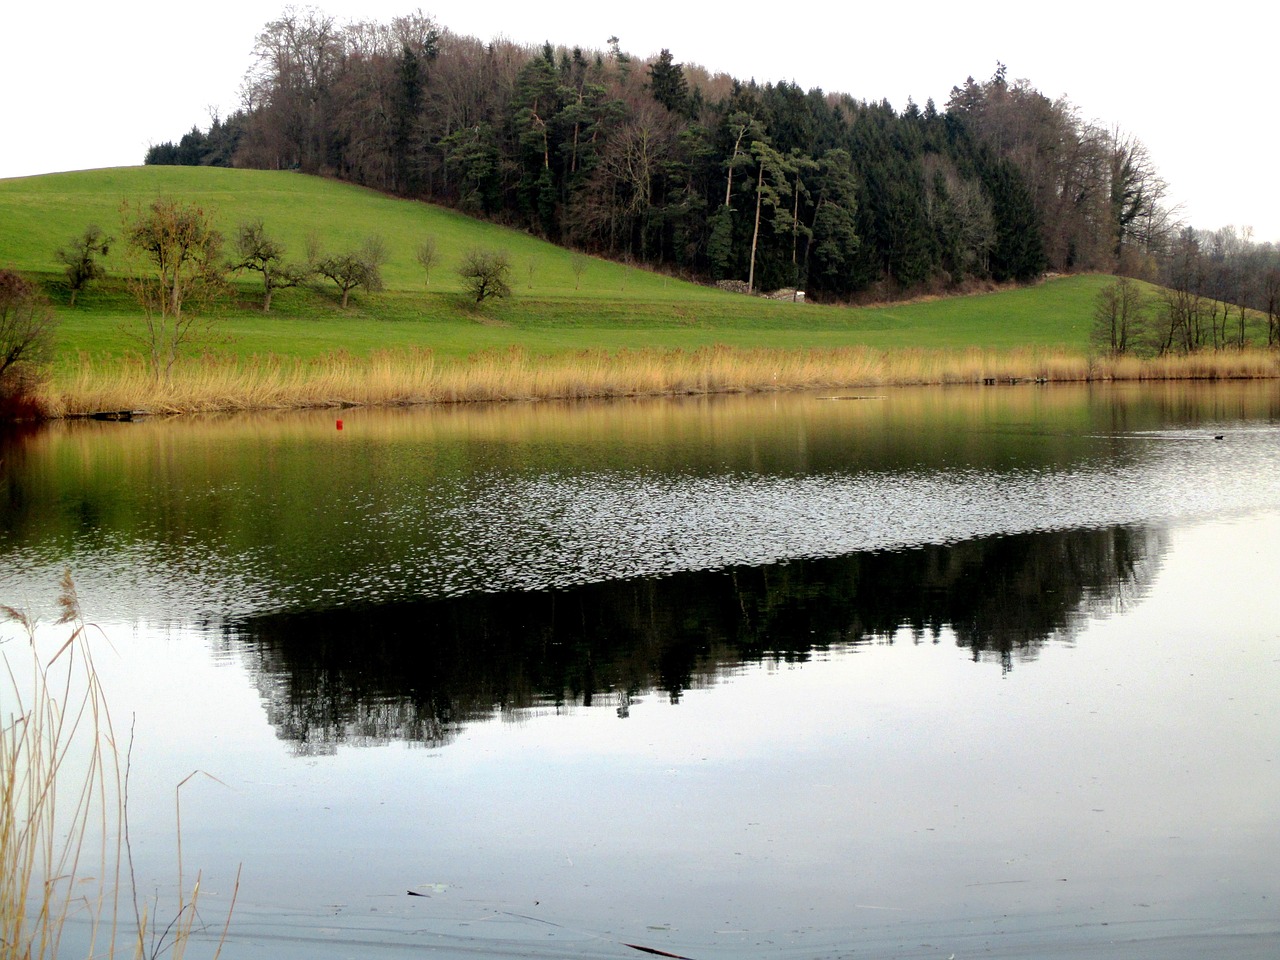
[748,162,764,293]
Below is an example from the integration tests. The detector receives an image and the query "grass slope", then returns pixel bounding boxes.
[0,166,719,299]
[2,165,1119,374]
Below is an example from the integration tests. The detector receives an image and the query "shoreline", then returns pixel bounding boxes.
[35,344,1280,418]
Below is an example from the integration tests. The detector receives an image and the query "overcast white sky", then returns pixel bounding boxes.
[4,2,1275,241]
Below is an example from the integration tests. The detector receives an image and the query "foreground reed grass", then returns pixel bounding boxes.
[1,577,120,960]
[1,575,235,960]
[41,345,1280,416]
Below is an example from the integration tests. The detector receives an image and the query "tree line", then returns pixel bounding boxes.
[148,9,1194,301]
[1093,225,1280,355]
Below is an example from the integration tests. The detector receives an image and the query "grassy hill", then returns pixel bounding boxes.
[14,165,1261,416]
[0,166,1111,366]
[0,165,714,300]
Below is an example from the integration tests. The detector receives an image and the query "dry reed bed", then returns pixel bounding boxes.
[2,575,235,960]
[43,346,1280,416]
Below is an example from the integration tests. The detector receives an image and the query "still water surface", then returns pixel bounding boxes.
[2,383,1279,959]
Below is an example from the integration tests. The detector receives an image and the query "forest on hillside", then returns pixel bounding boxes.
[148,8,1278,316]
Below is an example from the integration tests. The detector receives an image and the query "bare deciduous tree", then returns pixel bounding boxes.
[457,248,512,302]
[230,219,309,311]
[121,197,226,381]
[570,252,589,290]
[241,8,341,171]
[55,225,111,307]
[309,235,387,308]
[1091,276,1146,355]
[415,237,441,287]
[1265,266,1280,347]
[0,269,56,398]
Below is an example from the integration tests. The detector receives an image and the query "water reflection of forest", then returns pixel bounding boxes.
[226,524,1164,754]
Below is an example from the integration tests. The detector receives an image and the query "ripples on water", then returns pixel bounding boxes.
[4,414,1279,623]
[285,424,1280,606]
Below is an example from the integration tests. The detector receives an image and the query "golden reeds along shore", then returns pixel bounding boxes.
[41,346,1280,417]
[1,576,237,960]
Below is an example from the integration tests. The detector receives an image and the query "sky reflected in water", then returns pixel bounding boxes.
[2,383,1279,959]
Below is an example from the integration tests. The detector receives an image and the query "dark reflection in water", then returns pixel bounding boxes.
[227,523,1162,754]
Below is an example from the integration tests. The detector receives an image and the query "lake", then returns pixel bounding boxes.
[2,382,1278,959]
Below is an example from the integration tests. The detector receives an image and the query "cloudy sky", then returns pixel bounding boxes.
[4,1,1274,240]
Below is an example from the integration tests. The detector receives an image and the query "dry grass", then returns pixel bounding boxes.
[1,575,236,960]
[38,345,1280,416]
[2,576,118,960]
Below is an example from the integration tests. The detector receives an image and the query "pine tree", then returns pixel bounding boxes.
[647,49,690,117]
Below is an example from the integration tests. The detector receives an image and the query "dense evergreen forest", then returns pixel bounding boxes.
[147,9,1276,312]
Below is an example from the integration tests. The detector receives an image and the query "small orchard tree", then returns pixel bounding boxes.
[230,220,309,312]
[55,225,112,307]
[570,252,589,290]
[310,235,387,308]
[121,197,225,381]
[415,237,441,287]
[457,248,512,303]
[0,269,56,401]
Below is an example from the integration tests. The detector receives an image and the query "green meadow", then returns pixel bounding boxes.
[10,165,1273,416]
[1,165,1109,374]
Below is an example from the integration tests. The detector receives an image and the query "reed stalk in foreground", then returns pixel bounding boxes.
[1,574,236,960]
[41,345,1280,417]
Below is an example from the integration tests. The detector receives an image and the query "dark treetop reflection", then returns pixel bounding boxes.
[226,523,1161,753]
